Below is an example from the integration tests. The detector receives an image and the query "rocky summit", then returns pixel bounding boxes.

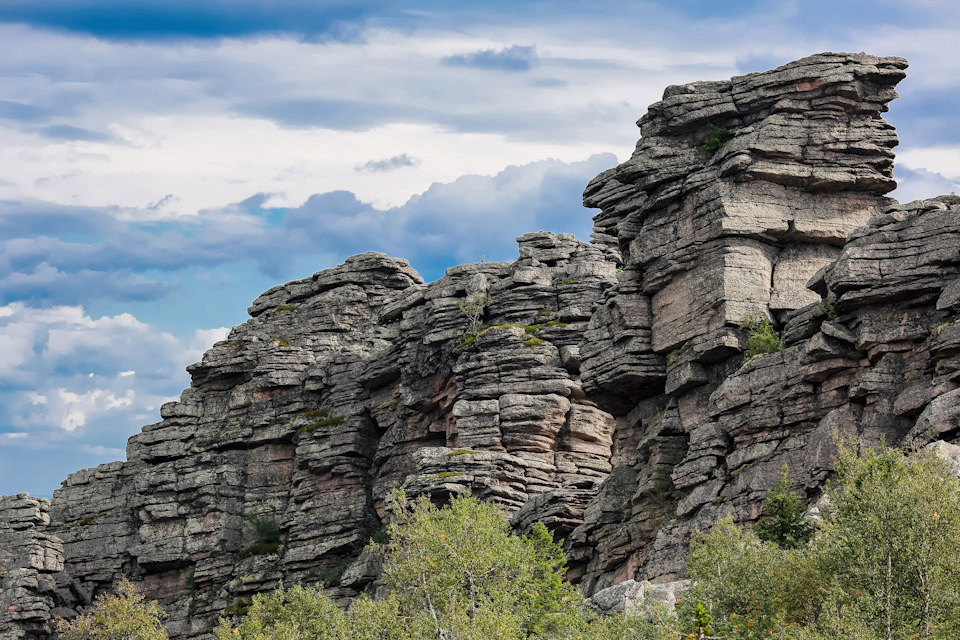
[4,51,959,640]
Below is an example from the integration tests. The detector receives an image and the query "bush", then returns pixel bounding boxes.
[458,291,492,340]
[700,123,732,157]
[741,313,784,360]
[218,491,672,640]
[244,509,281,544]
[57,578,168,640]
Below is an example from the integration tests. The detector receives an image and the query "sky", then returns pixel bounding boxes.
[1,0,959,497]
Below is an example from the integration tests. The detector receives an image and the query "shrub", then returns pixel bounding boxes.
[243,509,281,544]
[682,444,960,639]
[700,123,732,157]
[741,313,784,360]
[218,491,671,639]
[57,578,168,640]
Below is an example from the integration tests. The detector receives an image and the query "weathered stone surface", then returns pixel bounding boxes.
[0,495,69,640]
[7,52,960,639]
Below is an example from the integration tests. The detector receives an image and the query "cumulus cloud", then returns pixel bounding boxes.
[0,302,227,492]
[0,154,614,309]
[3,0,959,500]
[892,166,959,203]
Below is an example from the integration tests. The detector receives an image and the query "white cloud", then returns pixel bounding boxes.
[80,444,126,458]
[50,388,135,432]
[896,147,960,182]
[0,303,224,442]
[892,166,959,203]
[183,327,232,367]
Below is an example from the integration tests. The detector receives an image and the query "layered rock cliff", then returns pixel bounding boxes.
[4,51,959,640]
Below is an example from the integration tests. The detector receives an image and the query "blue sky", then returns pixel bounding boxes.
[1,0,959,497]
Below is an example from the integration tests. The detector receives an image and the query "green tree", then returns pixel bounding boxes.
[380,491,588,640]
[754,465,814,549]
[684,445,960,640]
[741,313,784,360]
[217,492,642,640]
[458,291,492,338]
[682,518,819,639]
[57,578,168,640]
[818,445,960,640]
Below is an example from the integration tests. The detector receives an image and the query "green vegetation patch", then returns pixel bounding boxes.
[424,472,463,480]
[271,337,290,347]
[741,313,784,360]
[523,320,568,333]
[183,568,196,594]
[446,449,479,456]
[295,415,346,436]
[272,305,297,314]
[522,337,545,349]
[69,514,100,530]
[700,122,732,157]
[456,321,569,349]
[286,408,331,424]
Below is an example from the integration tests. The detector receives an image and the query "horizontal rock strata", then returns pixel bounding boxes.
[4,52,959,640]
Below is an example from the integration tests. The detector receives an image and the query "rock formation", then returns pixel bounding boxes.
[3,52,959,640]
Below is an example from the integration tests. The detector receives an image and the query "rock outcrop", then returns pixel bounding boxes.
[3,52,959,640]
[0,496,66,640]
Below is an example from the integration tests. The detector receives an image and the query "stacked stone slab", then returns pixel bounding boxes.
[3,52,960,640]
[567,52,913,591]
[0,495,67,640]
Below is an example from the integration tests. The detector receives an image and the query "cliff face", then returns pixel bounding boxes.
[4,51,960,640]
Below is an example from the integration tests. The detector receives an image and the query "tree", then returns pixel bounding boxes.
[217,492,638,640]
[379,491,589,640]
[753,465,814,549]
[57,578,168,640]
[683,444,960,640]
[818,445,960,640]
[683,517,819,639]
[458,291,492,338]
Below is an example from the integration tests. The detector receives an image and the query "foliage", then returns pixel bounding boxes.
[700,123,732,157]
[683,518,819,639]
[295,414,346,436]
[380,491,590,640]
[183,568,196,593]
[458,291,492,339]
[741,313,784,360]
[243,509,281,544]
[817,444,960,640]
[684,444,960,640]
[753,465,814,549]
[817,293,837,320]
[58,578,168,640]
[218,491,673,640]
[237,542,281,559]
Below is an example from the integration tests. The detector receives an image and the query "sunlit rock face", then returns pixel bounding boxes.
[5,52,960,640]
